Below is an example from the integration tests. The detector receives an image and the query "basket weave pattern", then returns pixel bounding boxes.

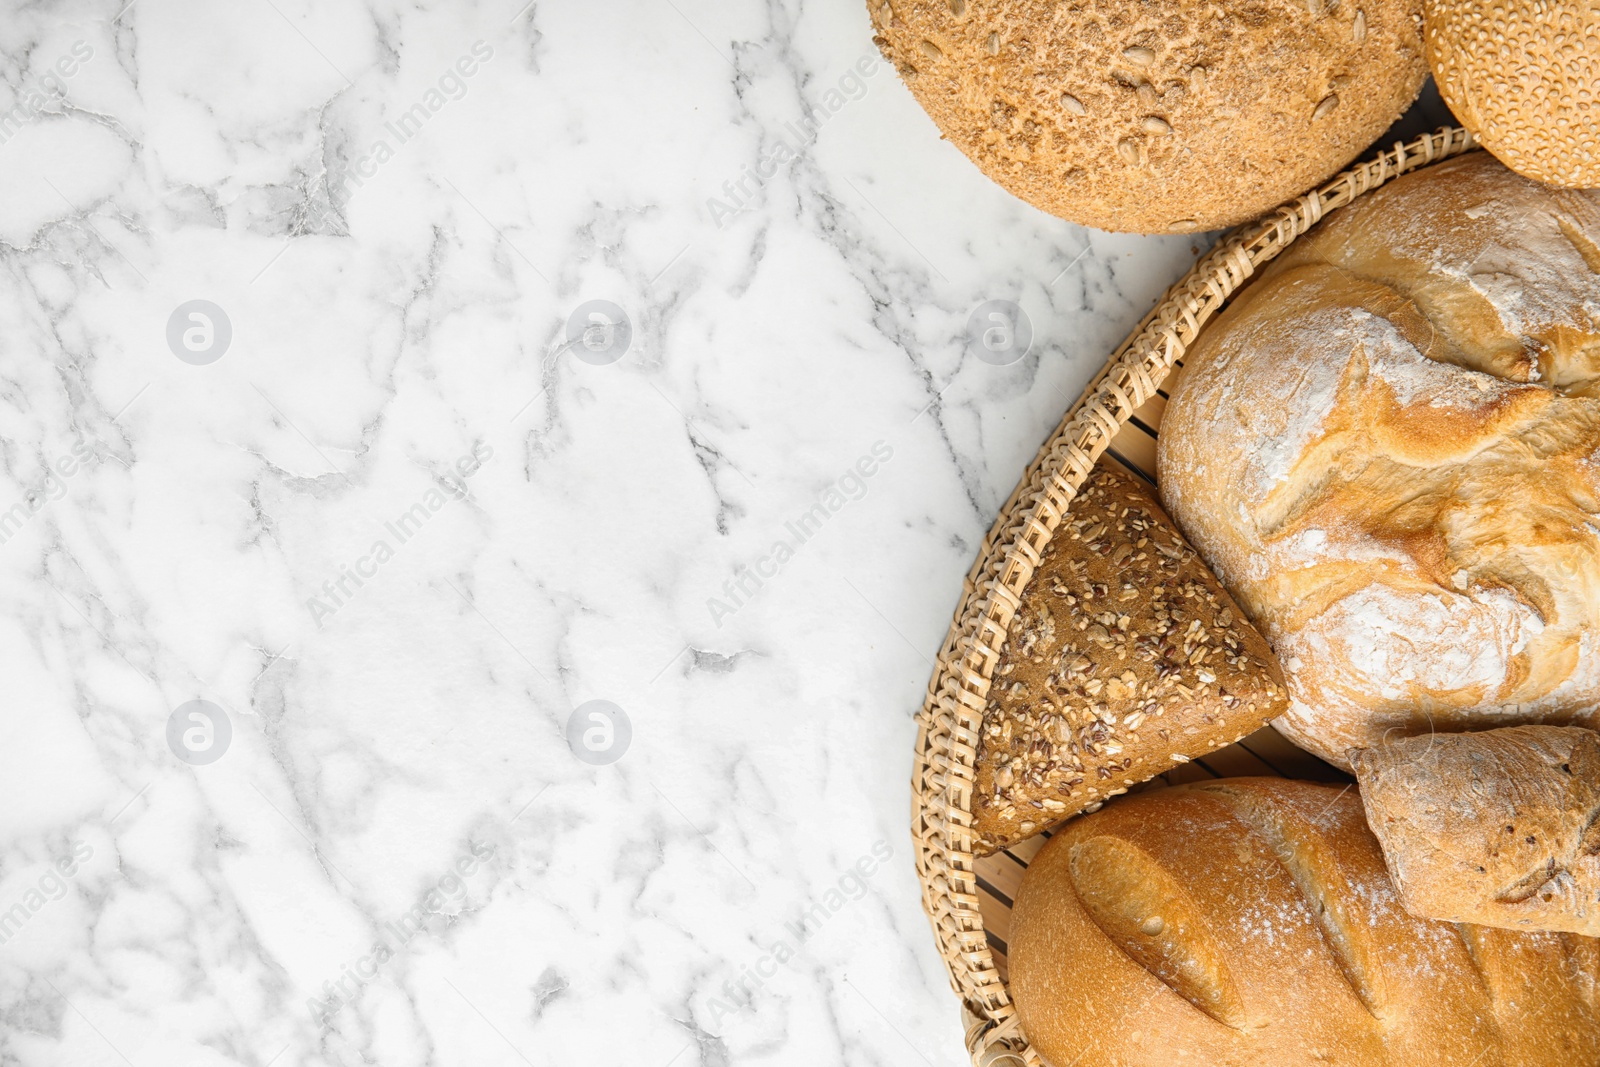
[910,127,1480,1067]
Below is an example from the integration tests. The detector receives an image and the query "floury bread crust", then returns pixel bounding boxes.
[1010,778,1600,1067]
[867,0,1426,233]
[1157,153,1600,768]
[1352,727,1600,935]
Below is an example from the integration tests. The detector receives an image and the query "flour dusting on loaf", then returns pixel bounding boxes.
[1157,153,1600,769]
[1288,583,1535,696]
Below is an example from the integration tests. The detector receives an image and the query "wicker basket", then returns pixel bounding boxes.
[911,126,1481,1067]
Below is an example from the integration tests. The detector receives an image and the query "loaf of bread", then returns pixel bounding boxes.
[1157,151,1600,769]
[972,463,1287,855]
[1353,726,1600,935]
[867,0,1426,233]
[1011,777,1600,1066]
[1426,0,1600,187]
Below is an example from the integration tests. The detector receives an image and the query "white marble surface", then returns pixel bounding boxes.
[0,2,1214,1064]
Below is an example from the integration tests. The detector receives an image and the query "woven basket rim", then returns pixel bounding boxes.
[909,127,1481,1067]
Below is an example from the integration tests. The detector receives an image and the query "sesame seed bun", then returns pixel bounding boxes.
[1425,0,1600,187]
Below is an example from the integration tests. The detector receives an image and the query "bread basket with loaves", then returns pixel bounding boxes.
[910,126,1486,1067]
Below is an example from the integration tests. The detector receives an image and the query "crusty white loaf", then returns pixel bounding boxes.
[1353,726,1600,935]
[1157,152,1600,768]
[1011,778,1600,1067]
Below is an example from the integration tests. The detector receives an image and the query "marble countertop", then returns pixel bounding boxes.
[0,1,1270,1063]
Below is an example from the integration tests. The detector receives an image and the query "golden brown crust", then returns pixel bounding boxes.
[867,0,1427,233]
[1426,0,1600,188]
[1353,726,1600,935]
[1157,152,1600,768]
[1011,778,1600,1066]
[971,463,1286,855]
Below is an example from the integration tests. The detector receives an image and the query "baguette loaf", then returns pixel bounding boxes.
[1011,777,1600,1066]
[1353,726,1600,935]
[972,463,1287,855]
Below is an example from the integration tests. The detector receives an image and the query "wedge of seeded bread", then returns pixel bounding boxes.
[972,462,1289,856]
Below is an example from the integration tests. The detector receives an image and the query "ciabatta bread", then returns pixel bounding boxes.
[972,463,1287,855]
[1011,777,1600,1067]
[1353,726,1600,935]
[1156,152,1600,768]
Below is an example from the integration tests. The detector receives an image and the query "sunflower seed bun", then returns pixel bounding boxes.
[868,0,1428,233]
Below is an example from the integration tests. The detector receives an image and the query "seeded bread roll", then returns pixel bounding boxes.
[1157,151,1600,769]
[1011,777,1600,1067]
[972,463,1287,855]
[1426,0,1600,187]
[1352,726,1600,935]
[867,0,1427,233]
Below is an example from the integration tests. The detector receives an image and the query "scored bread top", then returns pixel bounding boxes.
[1010,778,1600,1067]
[972,463,1286,855]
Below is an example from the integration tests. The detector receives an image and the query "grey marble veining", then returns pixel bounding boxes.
[0,1,1207,1064]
